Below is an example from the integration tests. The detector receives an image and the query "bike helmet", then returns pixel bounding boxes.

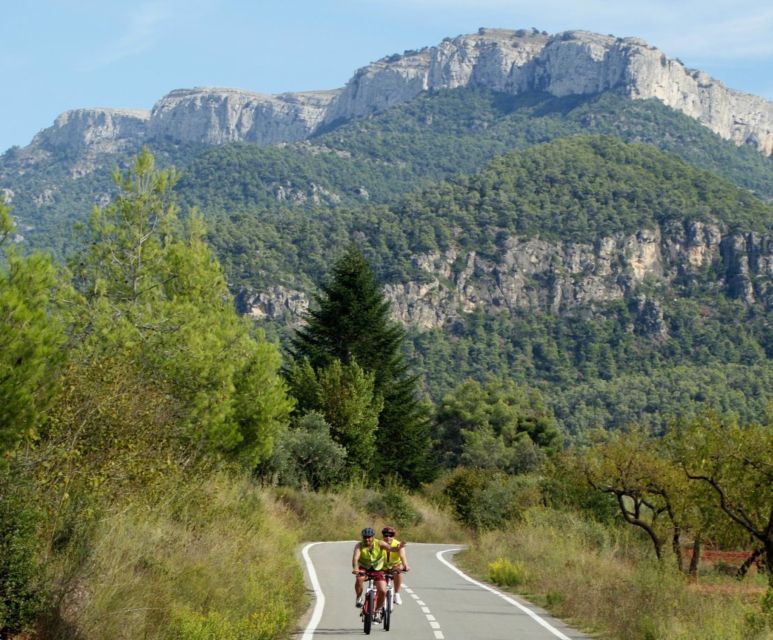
[381,526,396,536]
[361,527,375,538]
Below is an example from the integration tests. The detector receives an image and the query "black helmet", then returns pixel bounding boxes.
[381,526,396,536]
[361,527,375,538]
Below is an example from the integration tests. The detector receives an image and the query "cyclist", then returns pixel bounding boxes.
[352,527,388,619]
[381,525,410,605]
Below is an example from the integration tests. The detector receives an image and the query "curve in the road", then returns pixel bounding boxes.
[435,548,572,640]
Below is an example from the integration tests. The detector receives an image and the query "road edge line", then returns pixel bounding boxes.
[301,542,325,640]
[436,548,573,640]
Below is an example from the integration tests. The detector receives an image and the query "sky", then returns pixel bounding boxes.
[2,0,772,154]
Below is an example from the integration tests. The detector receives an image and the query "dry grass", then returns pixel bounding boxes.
[457,507,772,640]
[40,470,305,640]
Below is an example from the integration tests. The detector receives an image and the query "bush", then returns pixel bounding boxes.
[366,483,423,528]
[0,473,43,638]
[488,558,528,587]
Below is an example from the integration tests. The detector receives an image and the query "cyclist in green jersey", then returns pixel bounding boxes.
[381,525,410,605]
[352,527,405,618]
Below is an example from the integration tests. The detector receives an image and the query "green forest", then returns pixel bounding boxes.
[1,86,772,640]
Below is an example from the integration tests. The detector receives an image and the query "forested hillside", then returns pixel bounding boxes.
[2,136,771,640]
[4,88,772,257]
[195,136,772,433]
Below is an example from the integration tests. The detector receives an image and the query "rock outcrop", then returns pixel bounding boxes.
[239,221,773,329]
[148,88,338,145]
[16,28,773,159]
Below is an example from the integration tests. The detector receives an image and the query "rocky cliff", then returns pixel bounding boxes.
[238,221,773,330]
[18,28,773,159]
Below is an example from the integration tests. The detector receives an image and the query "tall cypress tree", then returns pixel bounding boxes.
[289,245,435,486]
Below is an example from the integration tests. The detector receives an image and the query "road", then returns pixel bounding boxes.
[296,541,589,640]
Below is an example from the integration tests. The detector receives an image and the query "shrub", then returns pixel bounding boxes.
[366,483,423,528]
[0,473,43,638]
[488,558,528,587]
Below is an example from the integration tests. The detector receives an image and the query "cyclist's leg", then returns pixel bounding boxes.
[394,567,403,593]
[375,578,388,612]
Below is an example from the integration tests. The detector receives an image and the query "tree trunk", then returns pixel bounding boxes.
[671,526,683,573]
[736,547,764,581]
[688,536,701,582]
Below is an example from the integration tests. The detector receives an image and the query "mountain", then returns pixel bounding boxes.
[205,135,771,433]
[4,27,772,166]
[1,29,771,434]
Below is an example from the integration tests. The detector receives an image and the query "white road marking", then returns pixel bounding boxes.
[434,632,445,639]
[436,549,573,640]
[300,542,325,640]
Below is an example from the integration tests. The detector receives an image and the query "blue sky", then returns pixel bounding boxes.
[2,0,772,153]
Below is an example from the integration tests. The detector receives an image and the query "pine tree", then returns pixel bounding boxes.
[70,149,292,465]
[289,245,435,486]
[0,204,65,458]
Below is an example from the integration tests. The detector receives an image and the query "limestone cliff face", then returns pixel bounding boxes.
[327,29,772,154]
[34,108,150,152]
[24,108,150,177]
[16,28,773,160]
[148,88,338,144]
[240,221,773,329]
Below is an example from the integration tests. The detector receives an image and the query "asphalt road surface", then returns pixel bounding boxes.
[296,541,589,640]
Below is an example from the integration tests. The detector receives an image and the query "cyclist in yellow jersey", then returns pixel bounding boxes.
[381,525,410,605]
[352,527,405,618]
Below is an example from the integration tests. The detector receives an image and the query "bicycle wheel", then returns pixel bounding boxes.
[364,590,375,635]
[383,592,392,631]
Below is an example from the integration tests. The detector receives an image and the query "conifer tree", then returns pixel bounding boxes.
[70,149,292,465]
[0,204,64,458]
[289,245,435,486]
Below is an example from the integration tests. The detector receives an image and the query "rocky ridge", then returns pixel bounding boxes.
[15,28,773,160]
[238,221,773,331]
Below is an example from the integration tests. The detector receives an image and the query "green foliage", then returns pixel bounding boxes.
[0,203,65,458]
[263,412,347,489]
[286,359,382,476]
[69,149,292,464]
[434,378,560,471]
[0,471,43,638]
[488,558,528,587]
[442,468,542,531]
[673,415,773,587]
[365,483,423,529]
[288,246,434,486]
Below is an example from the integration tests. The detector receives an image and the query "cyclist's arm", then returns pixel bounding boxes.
[352,544,361,573]
[399,546,410,571]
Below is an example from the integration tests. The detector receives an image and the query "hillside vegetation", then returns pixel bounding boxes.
[1,84,772,640]
[5,88,772,257]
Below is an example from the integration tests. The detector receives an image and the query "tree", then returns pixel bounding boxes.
[674,415,773,589]
[581,425,712,574]
[287,359,382,476]
[0,204,65,459]
[264,412,347,489]
[69,149,292,465]
[288,245,434,486]
[0,471,42,639]
[434,378,560,472]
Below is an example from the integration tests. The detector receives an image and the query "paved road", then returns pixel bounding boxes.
[296,541,588,640]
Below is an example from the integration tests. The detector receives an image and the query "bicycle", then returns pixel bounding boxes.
[382,568,402,631]
[357,569,402,634]
[357,570,381,635]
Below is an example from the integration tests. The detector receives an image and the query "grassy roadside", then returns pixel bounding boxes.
[454,507,772,640]
[18,474,771,640]
[32,470,306,640]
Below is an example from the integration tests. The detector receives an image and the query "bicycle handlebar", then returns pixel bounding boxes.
[354,568,404,576]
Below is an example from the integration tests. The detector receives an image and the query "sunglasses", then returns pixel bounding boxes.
[382,534,394,538]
